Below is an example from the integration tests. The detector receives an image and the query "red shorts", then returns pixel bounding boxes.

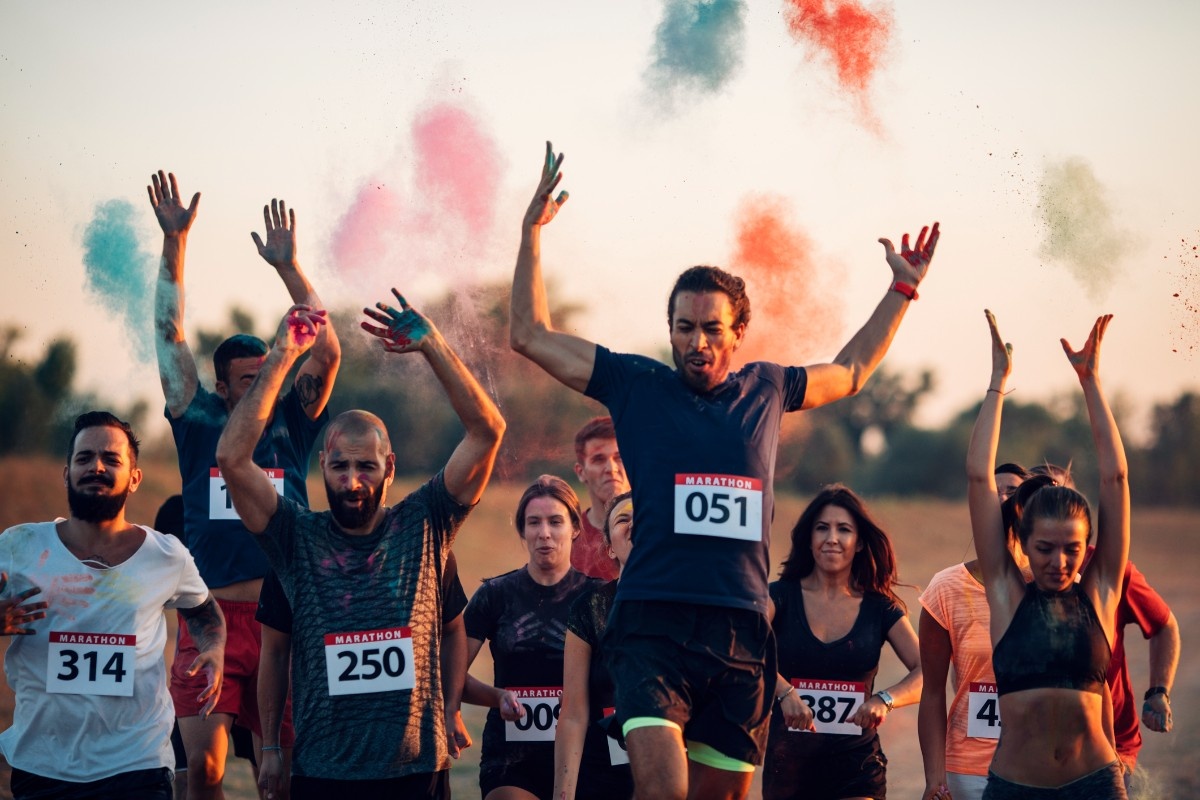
[170,598,295,746]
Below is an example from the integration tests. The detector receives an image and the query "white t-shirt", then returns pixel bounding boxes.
[0,521,209,782]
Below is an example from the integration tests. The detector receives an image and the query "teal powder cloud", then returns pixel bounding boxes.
[1036,158,1131,300]
[646,0,747,101]
[82,200,155,362]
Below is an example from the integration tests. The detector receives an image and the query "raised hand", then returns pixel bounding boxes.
[0,573,47,635]
[360,289,437,354]
[252,199,299,270]
[878,221,940,286]
[147,170,200,238]
[523,141,569,228]
[274,305,328,354]
[1061,314,1112,382]
[985,309,1013,383]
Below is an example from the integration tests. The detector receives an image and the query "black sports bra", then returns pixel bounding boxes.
[992,582,1110,696]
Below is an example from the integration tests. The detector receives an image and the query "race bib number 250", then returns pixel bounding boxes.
[47,632,135,696]
[674,474,763,541]
[324,627,414,697]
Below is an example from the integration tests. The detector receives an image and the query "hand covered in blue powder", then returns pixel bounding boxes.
[147,170,200,239]
[252,198,299,270]
[522,140,569,228]
[360,289,438,354]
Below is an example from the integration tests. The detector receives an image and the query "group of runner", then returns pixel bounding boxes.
[0,144,1179,800]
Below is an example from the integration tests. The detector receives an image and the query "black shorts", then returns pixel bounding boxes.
[479,754,553,800]
[762,734,887,800]
[291,770,449,800]
[231,723,256,765]
[983,762,1126,800]
[170,722,187,771]
[601,599,774,766]
[10,767,172,800]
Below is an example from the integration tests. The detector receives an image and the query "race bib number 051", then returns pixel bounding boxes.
[967,682,1001,739]
[787,679,865,735]
[47,632,135,696]
[603,706,630,766]
[673,474,763,541]
[209,467,284,520]
[324,627,414,696]
[505,687,561,742]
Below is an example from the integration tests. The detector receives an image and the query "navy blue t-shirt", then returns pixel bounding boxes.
[585,346,806,613]
[168,385,326,588]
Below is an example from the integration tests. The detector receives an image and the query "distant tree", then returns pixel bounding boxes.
[1139,392,1200,506]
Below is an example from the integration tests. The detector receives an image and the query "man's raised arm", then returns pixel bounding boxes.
[802,222,940,410]
[509,141,596,394]
[251,198,341,419]
[362,290,505,507]
[148,170,202,417]
[216,306,329,533]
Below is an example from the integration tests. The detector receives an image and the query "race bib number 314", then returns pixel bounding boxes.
[505,687,562,742]
[967,682,1001,739]
[787,679,865,735]
[673,474,763,541]
[47,632,135,696]
[324,627,414,696]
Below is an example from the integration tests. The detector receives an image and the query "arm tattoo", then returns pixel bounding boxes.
[179,597,227,653]
[295,374,325,410]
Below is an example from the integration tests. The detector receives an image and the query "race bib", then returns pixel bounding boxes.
[209,467,284,520]
[788,679,865,735]
[673,474,763,541]
[967,681,1001,739]
[47,632,135,696]
[505,687,561,742]
[603,706,630,765]
[323,627,414,696]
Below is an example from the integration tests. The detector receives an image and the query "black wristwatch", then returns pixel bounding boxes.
[1144,686,1170,702]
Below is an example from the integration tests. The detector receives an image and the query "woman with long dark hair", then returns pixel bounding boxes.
[764,484,921,800]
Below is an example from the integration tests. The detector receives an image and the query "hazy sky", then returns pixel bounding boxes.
[3,0,1198,445]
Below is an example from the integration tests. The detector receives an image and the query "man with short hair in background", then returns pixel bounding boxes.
[571,416,629,580]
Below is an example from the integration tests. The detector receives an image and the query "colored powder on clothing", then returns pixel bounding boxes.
[329,182,405,278]
[81,200,155,362]
[411,103,502,241]
[1036,157,1130,300]
[782,0,893,97]
[729,194,843,366]
[646,0,747,98]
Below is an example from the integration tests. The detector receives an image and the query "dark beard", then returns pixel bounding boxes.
[325,479,384,531]
[67,481,129,523]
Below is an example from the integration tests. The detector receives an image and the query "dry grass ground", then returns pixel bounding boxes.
[0,455,1195,798]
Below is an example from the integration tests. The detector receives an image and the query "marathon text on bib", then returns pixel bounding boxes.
[603,706,630,766]
[788,678,865,735]
[673,474,763,541]
[966,681,1001,739]
[209,467,284,520]
[505,687,562,742]
[323,626,414,696]
[47,632,135,697]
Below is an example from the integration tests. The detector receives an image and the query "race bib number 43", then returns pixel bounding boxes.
[674,474,763,541]
[209,468,284,520]
[788,679,865,735]
[967,682,1001,739]
[505,687,561,742]
[324,627,414,696]
[47,632,135,696]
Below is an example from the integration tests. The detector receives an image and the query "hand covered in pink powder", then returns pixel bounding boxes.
[523,141,570,228]
[878,221,939,285]
[274,305,327,354]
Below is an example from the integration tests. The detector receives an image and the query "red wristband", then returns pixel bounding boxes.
[890,280,919,301]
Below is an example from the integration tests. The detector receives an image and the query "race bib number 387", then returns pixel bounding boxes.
[787,679,865,735]
[47,632,135,696]
[505,687,562,742]
[324,627,414,696]
[673,474,763,541]
[967,682,1001,739]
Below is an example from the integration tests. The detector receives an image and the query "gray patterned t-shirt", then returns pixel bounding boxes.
[256,472,469,779]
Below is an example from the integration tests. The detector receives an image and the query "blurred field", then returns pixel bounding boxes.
[0,454,1196,798]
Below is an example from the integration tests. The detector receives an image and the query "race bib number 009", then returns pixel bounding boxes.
[505,687,561,742]
[603,706,630,765]
[673,474,763,541]
[967,682,1001,739]
[47,632,135,696]
[787,679,865,735]
[209,468,284,520]
[324,627,414,696]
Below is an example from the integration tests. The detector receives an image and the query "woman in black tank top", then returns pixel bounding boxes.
[966,312,1129,799]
